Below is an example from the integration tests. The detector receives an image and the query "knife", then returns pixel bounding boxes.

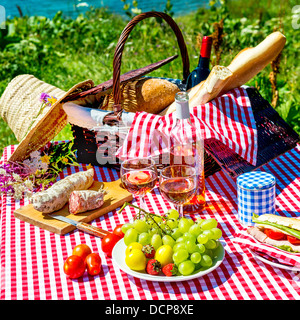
[49,214,110,238]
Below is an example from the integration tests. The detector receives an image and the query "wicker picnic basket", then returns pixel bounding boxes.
[63,12,191,164]
[63,11,300,178]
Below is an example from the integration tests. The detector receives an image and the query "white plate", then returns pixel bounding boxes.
[112,239,225,282]
[249,249,300,272]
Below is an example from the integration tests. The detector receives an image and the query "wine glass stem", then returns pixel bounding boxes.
[177,204,183,218]
[139,195,146,211]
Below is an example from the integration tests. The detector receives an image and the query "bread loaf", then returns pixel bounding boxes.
[101,78,180,114]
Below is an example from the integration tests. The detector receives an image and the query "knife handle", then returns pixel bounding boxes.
[77,222,110,238]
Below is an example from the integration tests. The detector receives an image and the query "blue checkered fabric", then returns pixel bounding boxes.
[237,171,276,226]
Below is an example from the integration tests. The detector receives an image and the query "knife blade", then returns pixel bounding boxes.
[49,214,110,238]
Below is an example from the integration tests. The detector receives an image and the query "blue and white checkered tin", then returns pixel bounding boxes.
[237,171,276,226]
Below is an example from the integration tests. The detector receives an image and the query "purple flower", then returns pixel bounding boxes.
[40,92,51,104]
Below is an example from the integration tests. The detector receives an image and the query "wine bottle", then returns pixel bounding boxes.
[169,91,206,213]
[186,36,212,90]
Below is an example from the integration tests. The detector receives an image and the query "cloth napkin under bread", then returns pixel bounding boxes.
[116,87,258,165]
[233,229,300,268]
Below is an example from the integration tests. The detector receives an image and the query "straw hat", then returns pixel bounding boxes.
[0,74,94,162]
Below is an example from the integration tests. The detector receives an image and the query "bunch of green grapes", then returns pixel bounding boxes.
[121,209,223,276]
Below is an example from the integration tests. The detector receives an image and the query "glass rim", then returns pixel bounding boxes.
[160,164,196,179]
[121,157,156,170]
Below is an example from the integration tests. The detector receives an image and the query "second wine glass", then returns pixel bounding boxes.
[159,165,197,218]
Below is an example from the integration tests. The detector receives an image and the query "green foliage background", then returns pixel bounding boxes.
[0,0,299,157]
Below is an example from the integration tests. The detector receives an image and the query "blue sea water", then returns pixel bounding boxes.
[1,0,207,19]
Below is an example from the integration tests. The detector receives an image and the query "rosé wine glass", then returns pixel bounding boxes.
[159,165,197,218]
[121,157,158,210]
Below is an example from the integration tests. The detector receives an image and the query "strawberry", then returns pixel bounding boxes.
[146,259,161,275]
[142,244,155,259]
[162,263,177,277]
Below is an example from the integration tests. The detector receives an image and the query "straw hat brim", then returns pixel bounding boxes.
[0,75,94,162]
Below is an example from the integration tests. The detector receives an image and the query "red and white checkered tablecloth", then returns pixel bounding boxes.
[1,144,300,300]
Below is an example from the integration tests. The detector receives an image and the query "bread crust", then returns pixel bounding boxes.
[220,31,286,94]
[102,78,180,114]
[255,213,300,232]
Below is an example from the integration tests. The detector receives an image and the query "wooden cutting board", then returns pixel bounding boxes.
[13,179,132,235]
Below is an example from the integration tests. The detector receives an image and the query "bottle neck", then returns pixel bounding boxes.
[175,92,190,120]
[198,56,210,69]
[175,100,190,120]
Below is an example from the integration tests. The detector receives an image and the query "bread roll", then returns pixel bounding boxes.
[255,213,300,232]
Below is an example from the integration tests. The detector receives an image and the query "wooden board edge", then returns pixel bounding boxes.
[13,193,133,236]
[13,210,76,235]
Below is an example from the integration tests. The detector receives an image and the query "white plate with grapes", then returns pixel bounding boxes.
[113,207,225,281]
[112,239,225,282]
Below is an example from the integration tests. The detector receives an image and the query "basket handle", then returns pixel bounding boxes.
[111,11,190,117]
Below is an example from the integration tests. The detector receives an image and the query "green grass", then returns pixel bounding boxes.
[0,0,299,157]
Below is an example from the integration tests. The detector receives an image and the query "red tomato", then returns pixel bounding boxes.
[72,244,92,262]
[113,224,124,239]
[287,235,300,245]
[264,228,286,240]
[101,233,120,257]
[63,255,86,279]
[86,253,102,276]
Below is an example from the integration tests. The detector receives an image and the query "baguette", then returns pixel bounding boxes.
[160,65,232,115]
[160,31,286,115]
[220,31,286,94]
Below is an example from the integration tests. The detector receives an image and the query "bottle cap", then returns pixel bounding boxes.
[200,36,212,59]
[175,92,190,120]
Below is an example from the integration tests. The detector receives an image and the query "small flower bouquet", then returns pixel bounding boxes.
[0,140,79,200]
[0,92,79,200]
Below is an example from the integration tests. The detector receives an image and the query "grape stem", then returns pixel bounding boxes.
[118,202,175,240]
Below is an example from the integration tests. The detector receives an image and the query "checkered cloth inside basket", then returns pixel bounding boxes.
[233,229,300,268]
[117,87,258,165]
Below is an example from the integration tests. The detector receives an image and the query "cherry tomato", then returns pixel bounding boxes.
[86,253,102,276]
[264,228,286,240]
[125,249,147,271]
[287,235,300,245]
[72,244,92,262]
[101,233,120,257]
[63,255,86,279]
[113,224,125,239]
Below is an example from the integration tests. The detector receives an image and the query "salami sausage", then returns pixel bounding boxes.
[69,189,105,214]
[31,168,94,213]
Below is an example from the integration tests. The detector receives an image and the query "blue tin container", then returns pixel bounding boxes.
[237,171,276,226]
